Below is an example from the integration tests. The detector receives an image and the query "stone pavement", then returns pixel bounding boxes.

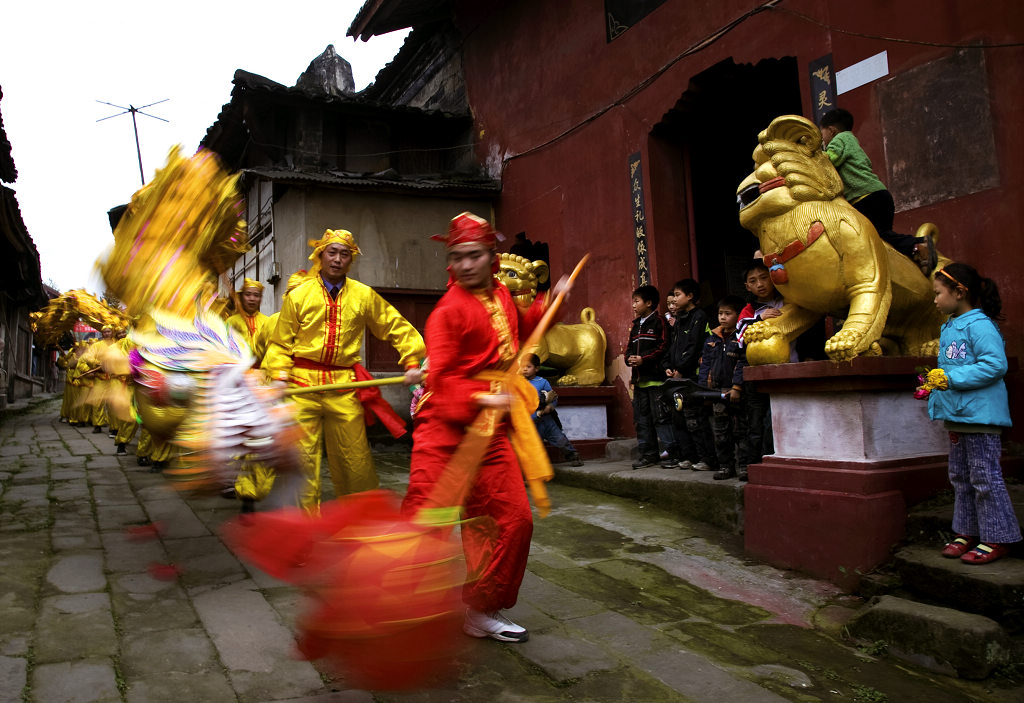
[2,396,1020,702]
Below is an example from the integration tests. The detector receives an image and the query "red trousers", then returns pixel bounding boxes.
[402,418,533,612]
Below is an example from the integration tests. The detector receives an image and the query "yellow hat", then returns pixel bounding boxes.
[308,229,360,277]
[240,277,264,293]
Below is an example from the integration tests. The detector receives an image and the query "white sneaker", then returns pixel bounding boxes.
[463,608,529,643]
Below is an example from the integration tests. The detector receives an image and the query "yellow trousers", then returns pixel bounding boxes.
[60,383,72,420]
[115,418,138,445]
[71,384,89,424]
[234,459,275,501]
[292,390,377,512]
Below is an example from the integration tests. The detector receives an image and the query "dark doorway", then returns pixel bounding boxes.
[651,57,802,305]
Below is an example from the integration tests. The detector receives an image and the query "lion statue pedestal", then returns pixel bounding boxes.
[743,358,951,591]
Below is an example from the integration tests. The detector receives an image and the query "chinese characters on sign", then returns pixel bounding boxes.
[809,54,836,125]
[628,152,651,286]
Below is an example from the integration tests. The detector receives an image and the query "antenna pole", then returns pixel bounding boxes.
[96,99,169,186]
[130,108,145,185]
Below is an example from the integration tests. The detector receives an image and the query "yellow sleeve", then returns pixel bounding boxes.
[253,313,279,363]
[364,287,425,368]
[225,314,248,340]
[263,293,300,380]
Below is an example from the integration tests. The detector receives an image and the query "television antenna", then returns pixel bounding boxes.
[96,99,169,185]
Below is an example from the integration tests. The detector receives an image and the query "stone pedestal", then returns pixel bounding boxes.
[546,386,615,460]
[743,357,950,591]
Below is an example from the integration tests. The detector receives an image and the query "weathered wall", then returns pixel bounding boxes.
[455,0,1024,440]
[253,187,493,312]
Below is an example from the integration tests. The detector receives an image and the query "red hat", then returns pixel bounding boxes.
[431,212,504,248]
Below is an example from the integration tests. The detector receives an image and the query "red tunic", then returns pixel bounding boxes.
[403,281,542,612]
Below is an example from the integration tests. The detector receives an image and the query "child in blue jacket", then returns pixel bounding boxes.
[927,263,1021,564]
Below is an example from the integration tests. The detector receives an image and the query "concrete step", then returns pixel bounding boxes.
[905,483,1024,545]
[892,544,1024,632]
[551,458,745,534]
[847,595,1014,680]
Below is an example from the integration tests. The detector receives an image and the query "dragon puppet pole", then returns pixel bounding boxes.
[284,376,412,396]
[415,253,591,522]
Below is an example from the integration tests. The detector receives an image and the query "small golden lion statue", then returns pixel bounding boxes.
[735,115,947,365]
[497,254,607,385]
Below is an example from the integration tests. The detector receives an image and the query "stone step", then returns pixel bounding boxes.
[551,458,745,534]
[904,483,1024,545]
[847,594,1014,680]
[892,544,1024,631]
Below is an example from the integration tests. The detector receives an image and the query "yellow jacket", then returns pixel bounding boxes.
[226,311,271,351]
[253,312,279,364]
[264,276,424,386]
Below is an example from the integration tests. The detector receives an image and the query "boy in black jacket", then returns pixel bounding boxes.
[698,295,748,481]
[626,285,675,469]
[663,279,715,470]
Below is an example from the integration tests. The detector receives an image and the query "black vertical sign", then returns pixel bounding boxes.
[628,152,651,286]
[809,54,836,125]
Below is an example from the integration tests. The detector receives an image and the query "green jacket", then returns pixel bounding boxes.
[825,130,886,202]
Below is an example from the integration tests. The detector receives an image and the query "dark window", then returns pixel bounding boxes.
[606,0,669,41]
[365,288,442,372]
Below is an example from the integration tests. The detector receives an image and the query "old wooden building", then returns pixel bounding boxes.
[201,44,498,373]
[0,86,48,407]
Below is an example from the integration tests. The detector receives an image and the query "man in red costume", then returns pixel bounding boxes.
[402,212,545,643]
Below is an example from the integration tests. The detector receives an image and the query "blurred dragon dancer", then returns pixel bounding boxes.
[264,230,424,511]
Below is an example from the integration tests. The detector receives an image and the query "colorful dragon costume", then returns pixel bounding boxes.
[97,146,299,489]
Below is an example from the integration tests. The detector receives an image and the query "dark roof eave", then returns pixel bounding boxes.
[347,0,453,41]
[241,167,500,198]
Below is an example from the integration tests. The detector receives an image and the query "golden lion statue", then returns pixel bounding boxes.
[735,115,947,365]
[497,254,607,385]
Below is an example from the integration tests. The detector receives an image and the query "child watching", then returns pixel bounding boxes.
[663,279,714,471]
[737,260,788,475]
[665,292,678,327]
[926,263,1020,564]
[523,354,583,467]
[819,108,935,275]
[626,285,676,469]
[698,295,748,481]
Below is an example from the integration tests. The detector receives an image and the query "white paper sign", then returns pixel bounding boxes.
[836,51,889,95]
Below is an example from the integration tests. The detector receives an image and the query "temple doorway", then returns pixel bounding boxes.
[651,57,802,306]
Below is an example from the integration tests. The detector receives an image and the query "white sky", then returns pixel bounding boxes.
[0,1,409,293]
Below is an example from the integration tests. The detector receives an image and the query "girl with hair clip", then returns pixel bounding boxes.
[925,263,1021,564]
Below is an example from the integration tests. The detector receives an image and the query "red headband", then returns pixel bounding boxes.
[431,212,504,248]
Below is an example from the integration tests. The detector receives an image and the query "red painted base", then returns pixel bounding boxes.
[545,438,609,462]
[744,455,949,591]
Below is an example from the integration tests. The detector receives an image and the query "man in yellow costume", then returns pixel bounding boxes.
[264,230,424,511]
[78,330,116,433]
[227,277,271,358]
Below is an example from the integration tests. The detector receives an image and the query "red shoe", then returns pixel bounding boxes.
[940,535,977,558]
[960,543,1010,564]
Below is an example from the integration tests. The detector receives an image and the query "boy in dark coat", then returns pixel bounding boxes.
[698,295,748,481]
[663,279,714,470]
[626,285,675,469]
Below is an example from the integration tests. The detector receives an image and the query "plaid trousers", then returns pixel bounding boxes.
[949,432,1022,544]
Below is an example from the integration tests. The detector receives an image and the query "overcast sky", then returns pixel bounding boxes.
[1,1,409,293]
